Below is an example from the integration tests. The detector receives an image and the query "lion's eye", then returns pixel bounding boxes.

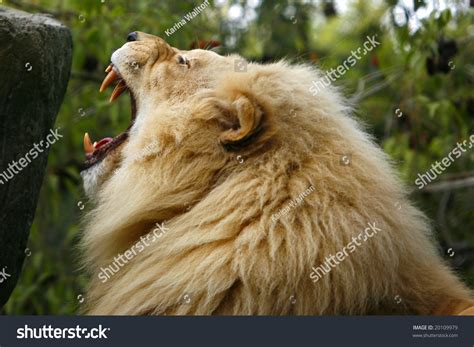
[177,55,189,66]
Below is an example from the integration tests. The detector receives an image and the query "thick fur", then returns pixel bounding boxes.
[81,33,473,315]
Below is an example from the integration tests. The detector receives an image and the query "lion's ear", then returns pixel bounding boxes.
[195,77,275,150]
[204,92,273,150]
[220,94,264,145]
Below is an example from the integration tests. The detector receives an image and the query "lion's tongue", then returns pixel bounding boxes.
[95,137,113,150]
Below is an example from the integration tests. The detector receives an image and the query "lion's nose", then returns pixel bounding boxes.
[127,32,138,42]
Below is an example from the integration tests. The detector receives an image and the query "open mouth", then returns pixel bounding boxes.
[82,64,137,170]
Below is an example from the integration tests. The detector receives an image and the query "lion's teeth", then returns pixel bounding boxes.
[99,69,119,92]
[109,80,127,102]
[105,64,113,73]
[84,133,95,154]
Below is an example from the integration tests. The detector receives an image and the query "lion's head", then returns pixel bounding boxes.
[81,31,282,202]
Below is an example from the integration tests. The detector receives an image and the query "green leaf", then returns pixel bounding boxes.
[437,9,452,29]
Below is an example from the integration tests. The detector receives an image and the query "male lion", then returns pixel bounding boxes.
[80,32,473,315]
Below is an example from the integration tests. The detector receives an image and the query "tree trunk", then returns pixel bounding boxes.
[0,7,72,307]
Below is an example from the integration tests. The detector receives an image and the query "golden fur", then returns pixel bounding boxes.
[81,32,473,315]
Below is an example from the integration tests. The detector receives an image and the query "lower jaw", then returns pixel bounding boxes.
[82,92,137,171]
[82,132,129,171]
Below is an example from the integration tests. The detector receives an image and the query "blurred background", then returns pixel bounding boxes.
[1,0,473,314]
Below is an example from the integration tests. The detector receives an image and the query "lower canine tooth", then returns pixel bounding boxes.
[83,133,95,154]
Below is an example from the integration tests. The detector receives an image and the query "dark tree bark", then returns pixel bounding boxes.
[0,7,72,307]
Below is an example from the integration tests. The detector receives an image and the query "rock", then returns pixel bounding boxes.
[0,7,72,307]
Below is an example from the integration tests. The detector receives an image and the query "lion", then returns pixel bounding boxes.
[80,31,474,315]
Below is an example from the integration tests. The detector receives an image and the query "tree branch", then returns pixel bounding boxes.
[419,176,474,194]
